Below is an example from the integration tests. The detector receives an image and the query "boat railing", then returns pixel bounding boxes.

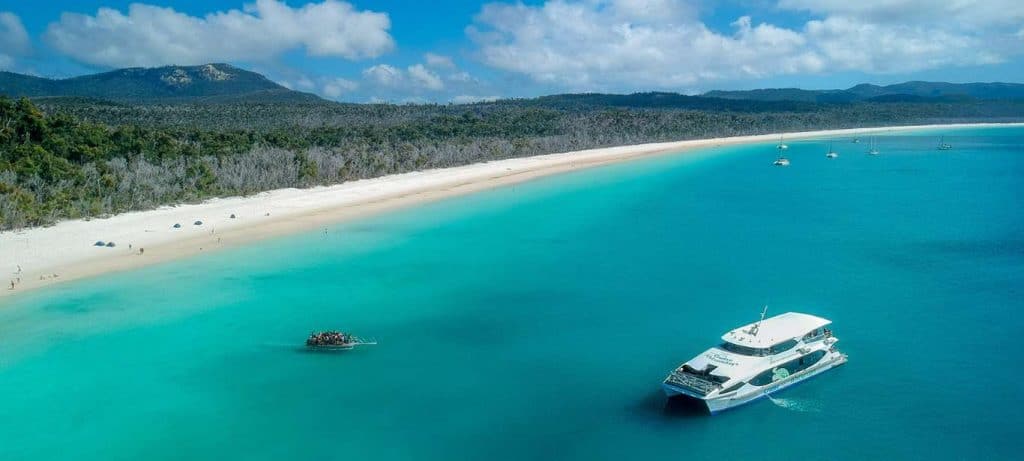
[665,370,721,395]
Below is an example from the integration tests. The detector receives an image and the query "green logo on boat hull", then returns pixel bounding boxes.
[772,368,790,382]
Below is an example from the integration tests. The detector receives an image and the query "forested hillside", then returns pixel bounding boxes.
[2,93,1023,230]
[0,64,318,104]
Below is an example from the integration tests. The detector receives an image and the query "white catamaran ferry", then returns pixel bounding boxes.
[662,309,846,414]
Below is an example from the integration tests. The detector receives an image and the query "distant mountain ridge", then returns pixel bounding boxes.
[0,64,321,103]
[704,81,1024,103]
[3,63,1022,106]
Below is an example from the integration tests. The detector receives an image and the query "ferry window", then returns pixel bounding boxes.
[770,340,798,354]
[748,351,827,387]
[719,342,769,357]
[803,329,823,341]
[749,369,775,386]
[720,382,745,394]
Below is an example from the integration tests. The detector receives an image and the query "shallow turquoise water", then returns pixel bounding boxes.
[1,127,1022,460]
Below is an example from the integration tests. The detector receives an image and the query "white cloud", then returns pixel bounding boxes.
[0,12,29,70]
[327,54,484,102]
[0,12,28,52]
[805,16,1000,73]
[295,76,317,91]
[407,64,444,90]
[363,64,403,86]
[448,72,477,83]
[361,63,444,91]
[424,53,455,69]
[322,78,358,98]
[44,0,394,68]
[451,95,501,104]
[470,0,1023,90]
[778,0,1024,29]
[470,1,822,89]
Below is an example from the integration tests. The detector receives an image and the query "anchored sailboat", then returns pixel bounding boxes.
[777,135,788,151]
[867,136,880,156]
[826,140,838,159]
[772,135,790,166]
[937,136,952,150]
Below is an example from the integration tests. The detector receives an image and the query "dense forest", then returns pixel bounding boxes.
[2,94,1023,230]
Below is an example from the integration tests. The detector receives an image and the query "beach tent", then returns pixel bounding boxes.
[173,223,182,228]
[194,220,203,226]
[94,241,106,246]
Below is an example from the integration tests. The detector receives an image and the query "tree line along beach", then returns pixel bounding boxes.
[3,122,1021,299]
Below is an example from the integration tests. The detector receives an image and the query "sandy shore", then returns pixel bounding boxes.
[1,123,1019,299]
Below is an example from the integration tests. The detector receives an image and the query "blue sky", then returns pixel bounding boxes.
[1,0,1022,103]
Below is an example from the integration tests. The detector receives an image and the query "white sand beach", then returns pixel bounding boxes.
[1,123,1018,298]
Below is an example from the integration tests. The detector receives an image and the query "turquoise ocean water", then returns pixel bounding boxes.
[1,127,1022,460]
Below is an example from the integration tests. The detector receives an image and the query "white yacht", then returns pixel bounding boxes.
[867,136,880,156]
[826,141,838,159]
[662,309,847,414]
[772,156,790,166]
[776,135,788,151]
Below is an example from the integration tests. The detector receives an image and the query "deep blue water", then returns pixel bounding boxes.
[1,127,1022,460]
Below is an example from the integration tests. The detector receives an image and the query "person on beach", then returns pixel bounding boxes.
[8,280,13,290]
[139,248,145,255]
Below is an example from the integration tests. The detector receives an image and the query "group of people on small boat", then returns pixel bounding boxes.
[306,331,353,347]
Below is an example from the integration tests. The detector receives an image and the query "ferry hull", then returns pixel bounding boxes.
[662,384,711,412]
[665,353,847,415]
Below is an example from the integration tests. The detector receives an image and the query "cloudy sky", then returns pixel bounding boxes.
[1,0,1022,103]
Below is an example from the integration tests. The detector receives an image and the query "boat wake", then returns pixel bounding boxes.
[767,395,820,413]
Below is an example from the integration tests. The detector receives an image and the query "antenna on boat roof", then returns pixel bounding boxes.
[749,305,768,336]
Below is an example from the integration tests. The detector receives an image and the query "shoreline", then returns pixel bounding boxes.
[2,122,1020,300]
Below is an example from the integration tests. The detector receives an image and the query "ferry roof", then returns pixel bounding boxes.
[721,312,830,348]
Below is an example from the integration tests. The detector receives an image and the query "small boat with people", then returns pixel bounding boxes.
[662,308,846,414]
[305,330,376,350]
